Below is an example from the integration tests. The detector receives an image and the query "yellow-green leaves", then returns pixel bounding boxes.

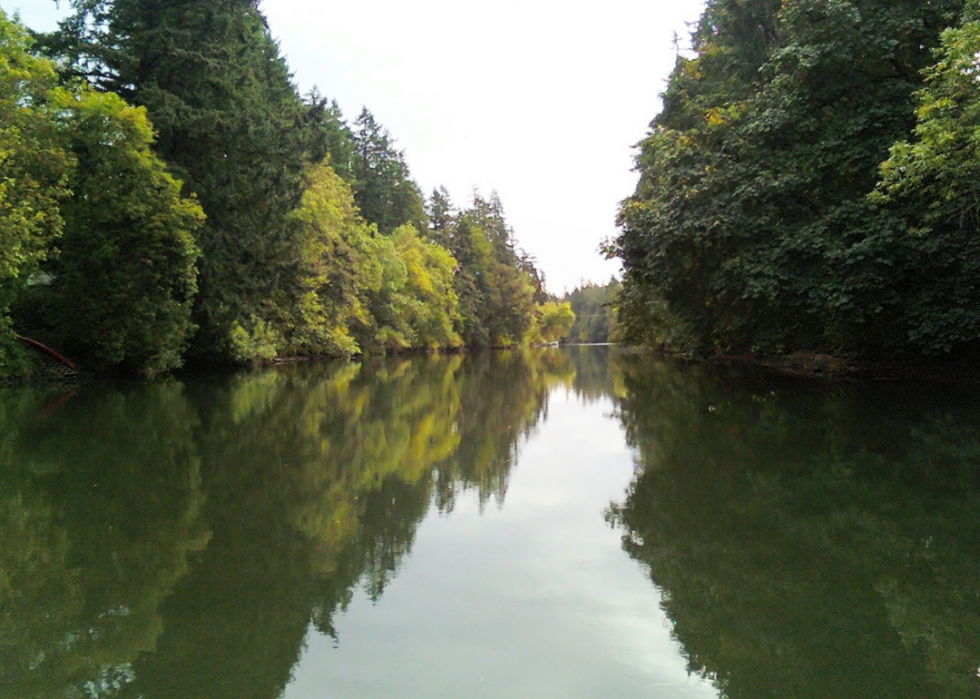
[0,10,70,371]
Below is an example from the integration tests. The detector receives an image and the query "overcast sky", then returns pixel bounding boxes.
[9,0,706,293]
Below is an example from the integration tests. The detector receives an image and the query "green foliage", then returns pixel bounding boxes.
[351,109,427,236]
[872,0,980,351]
[526,301,575,344]
[615,0,969,356]
[54,0,312,361]
[279,164,463,356]
[562,278,620,343]
[22,89,203,376]
[0,11,70,373]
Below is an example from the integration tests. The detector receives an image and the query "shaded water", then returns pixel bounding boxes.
[1,347,978,698]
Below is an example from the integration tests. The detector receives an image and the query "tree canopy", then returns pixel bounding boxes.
[0,4,567,378]
[614,0,975,357]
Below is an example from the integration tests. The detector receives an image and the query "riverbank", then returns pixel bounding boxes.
[710,350,980,384]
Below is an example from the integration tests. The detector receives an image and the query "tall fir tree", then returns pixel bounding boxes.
[351,109,426,235]
[52,0,312,361]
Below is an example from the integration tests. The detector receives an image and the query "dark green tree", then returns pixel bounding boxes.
[351,109,426,235]
[51,0,313,361]
[615,0,965,356]
[301,88,356,182]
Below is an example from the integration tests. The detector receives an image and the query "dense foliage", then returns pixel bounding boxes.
[614,0,980,357]
[0,14,69,374]
[0,1,568,376]
[561,279,620,343]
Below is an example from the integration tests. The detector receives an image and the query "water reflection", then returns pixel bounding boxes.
[0,350,572,698]
[608,356,980,699]
[4,348,980,698]
[0,383,208,699]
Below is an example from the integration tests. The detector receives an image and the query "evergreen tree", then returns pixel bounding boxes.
[53,0,312,361]
[301,89,356,182]
[351,109,426,235]
[426,186,455,246]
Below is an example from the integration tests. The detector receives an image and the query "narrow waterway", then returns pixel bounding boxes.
[1,347,978,698]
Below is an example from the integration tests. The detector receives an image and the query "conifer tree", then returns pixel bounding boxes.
[351,109,426,235]
[53,0,312,361]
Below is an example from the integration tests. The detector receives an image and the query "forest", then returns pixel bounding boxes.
[0,1,573,377]
[613,0,980,359]
[561,278,620,344]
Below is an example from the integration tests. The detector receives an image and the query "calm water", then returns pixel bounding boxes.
[1,347,979,699]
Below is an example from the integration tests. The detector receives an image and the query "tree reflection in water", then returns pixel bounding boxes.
[0,349,571,699]
[608,355,980,699]
[5,348,978,699]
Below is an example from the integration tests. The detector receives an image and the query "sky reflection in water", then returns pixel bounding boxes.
[2,347,979,698]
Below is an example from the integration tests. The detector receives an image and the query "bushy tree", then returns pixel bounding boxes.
[28,89,203,375]
[0,11,70,372]
[615,0,966,356]
[527,301,575,344]
[873,0,980,352]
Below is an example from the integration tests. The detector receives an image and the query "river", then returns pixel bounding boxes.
[1,346,978,698]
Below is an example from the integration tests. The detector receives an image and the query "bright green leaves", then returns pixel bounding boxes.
[876,1,980,231]
[0,12,71,372]
[527,301,576,344]
[37,90,203,375]
[278,162,463,357]
[1,10,201,376]
[870,0,980,352]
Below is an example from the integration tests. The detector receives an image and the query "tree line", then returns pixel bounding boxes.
[612,0,980,358]
[560,278,620,343]
[0,1,573,377]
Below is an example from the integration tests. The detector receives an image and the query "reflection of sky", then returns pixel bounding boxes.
[285,389,719,699]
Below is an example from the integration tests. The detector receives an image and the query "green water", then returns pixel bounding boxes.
[1,347,978,698]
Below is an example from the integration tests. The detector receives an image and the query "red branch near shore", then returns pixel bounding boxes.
[14,334,77,369]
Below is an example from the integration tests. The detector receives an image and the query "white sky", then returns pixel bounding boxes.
[8,0,706,294]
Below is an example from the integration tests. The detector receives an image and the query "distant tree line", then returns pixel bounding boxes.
[561,279,620,344]
[612,0,980,358]
[0,1,573,376]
